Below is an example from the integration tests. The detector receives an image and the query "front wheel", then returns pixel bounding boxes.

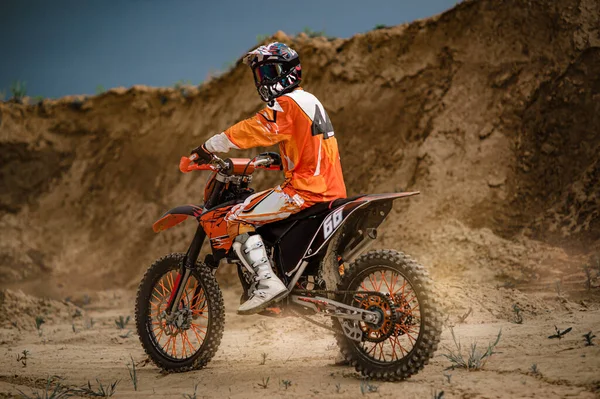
[135,253,225,372]
[334,249,442,380]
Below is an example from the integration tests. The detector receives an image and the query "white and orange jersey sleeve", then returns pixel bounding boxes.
[204,102,293,153]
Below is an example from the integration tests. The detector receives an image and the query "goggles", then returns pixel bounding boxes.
[253,63,284,84]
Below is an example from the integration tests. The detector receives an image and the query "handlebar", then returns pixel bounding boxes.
[179,154,281,174]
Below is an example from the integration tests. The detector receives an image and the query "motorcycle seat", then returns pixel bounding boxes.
[284,194,364,222]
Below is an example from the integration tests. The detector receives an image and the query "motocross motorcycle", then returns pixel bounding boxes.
[135,152,441,380]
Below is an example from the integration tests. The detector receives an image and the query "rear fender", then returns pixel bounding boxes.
[152,204,203,233]
[304,192,419,259]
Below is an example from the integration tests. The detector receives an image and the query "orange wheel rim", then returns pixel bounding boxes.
[352,268,422,363]
[148,269,209,360]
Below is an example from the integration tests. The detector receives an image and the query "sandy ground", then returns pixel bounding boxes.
[1,284,599,399]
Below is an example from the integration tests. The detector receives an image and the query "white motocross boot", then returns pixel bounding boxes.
[235,234,288,315]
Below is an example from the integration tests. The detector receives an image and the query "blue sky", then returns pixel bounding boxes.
[1,0,458,98]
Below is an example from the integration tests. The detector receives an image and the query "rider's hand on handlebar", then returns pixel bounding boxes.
[190,144,214,164]
[258,152,283,170]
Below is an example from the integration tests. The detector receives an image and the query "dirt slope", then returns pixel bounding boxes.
[0,0,599,294]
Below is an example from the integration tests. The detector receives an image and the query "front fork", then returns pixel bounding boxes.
[166,224,206,315]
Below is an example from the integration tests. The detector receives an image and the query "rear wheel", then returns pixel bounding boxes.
[135,253,224,372]
[334,249,441,380]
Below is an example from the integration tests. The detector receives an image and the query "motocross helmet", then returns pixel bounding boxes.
[243,42,302,103]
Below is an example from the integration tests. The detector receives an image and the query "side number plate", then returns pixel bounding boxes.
[323,208,343,240]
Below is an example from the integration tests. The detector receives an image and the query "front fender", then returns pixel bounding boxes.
[152,204,203,233]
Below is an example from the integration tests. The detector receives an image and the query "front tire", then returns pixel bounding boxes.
[135,253,225,372]
[334,249,442,380]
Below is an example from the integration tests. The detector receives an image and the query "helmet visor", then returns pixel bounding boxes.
[253,63,284,84]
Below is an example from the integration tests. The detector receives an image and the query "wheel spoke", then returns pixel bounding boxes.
[381,271,392,293]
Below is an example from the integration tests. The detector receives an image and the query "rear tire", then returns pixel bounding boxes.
[334,249,441,380]
[135,253,225,372]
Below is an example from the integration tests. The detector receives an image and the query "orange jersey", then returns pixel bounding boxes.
[216,88,347,204]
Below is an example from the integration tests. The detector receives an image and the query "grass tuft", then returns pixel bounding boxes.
[127,355,138,391]
[182,382,199,399]
[443,328,502,370]
[512,304,523,324]
[35,316,45,336]
[114,315,130,330]
[10,80,27,101]
[76,379,119,397]
[256,34,270,43]
[583,331,596,346]
[18,376,72,399]
[280,379,292,390]
[16,349,29,367]
[359,379,378,395]
[548,326,572,340]
[260,352,268,365]
[257,376,270,389]
[457,307,473,324]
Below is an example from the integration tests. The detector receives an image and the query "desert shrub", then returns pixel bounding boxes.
[76,379,119,397]
[443,328,502,370]
[10,80,27,100]
[18,376,71,399]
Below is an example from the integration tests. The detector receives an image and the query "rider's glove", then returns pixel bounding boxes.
[259,152,283,169]
[190,144,214,164]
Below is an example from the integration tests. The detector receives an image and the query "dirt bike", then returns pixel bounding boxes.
[135,152,442,380]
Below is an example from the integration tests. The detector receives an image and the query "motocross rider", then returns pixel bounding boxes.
[191,42,346,315]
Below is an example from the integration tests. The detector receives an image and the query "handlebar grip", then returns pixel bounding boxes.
[179,156,215,173]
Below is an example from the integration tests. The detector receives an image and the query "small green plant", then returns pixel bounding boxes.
[432,390,445,399]
[443,328,502,370]
[72,323,77,333]
[359,379,378,394]
[374,24,389,30]
[443,373,452,383]
[260,352,268,365]
[17,375,72,399]
[512,304,523,324]
[280,379,292,390]
[583,331,596,346]
[548,326,572,340]
[119,330,132,339]
[84,317,95,329]
[76,379,119,397]
[335,383,341,393]
[555,280,562,296]
[256,33,270,43]
[257,376,270,389]
[35,316,45,336]
[16,349,29,367]
[10,80,27,101]
[302,27,327,38]
[530,363,539,375]
[95,85,105,95]
[127,355,138,391]
[173,80,192,89]
[114,315,130,329]
[457,307,473,323]
[32,95,44,103]
[182,382,199,399]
